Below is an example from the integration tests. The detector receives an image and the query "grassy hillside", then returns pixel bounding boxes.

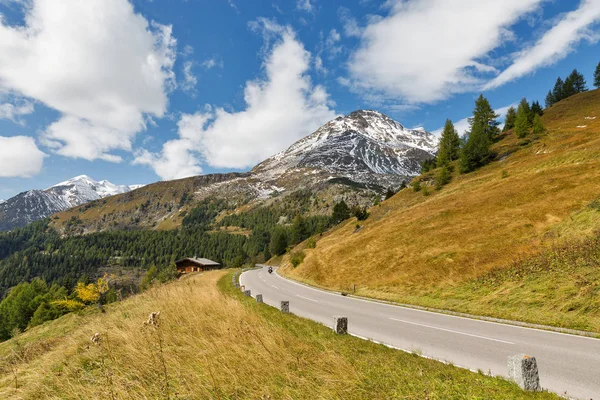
[281,89,600,331]
[0,271,556,399]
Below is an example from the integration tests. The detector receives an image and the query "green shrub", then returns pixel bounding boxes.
[306,237,316,249]
[290,251,306,268]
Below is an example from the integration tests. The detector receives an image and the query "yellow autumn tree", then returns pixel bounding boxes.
[52,274,112,311]
[75,275,110,304]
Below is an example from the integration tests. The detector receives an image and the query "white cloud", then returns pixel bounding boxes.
[338,7,362,37]
[0,0,176,162]
[325,29,342,58]
[347,0,544,104]
[201,57,224,70]
[296,0,314,13]
[0,136,46,177]
[485,0,600,89]
[182,61,198,93]
[0,100,34,123]
[135,21,336,179]
[431,103,517,137]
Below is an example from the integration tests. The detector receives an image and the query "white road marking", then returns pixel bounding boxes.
[296,294,319,302]
[389,317,515,345]
[271,285,280,289]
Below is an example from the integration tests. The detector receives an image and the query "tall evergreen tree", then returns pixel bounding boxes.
[568,69,587,93]
[595,61,600,88]
[331,201,350,224]
[436,119,461,167]
[503,106,517,132]
[459,95,498,173]
[269,228,288,256]
[530,100,543,117]
[468,94,500,139]
[552,77,565,103]
[545,90,555,108]
[514,102,530,139]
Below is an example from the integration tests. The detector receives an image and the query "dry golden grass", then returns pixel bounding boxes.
[281,89,600,330]
[0,272,556,399]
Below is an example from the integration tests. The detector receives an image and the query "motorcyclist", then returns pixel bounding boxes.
[268,266,273,274]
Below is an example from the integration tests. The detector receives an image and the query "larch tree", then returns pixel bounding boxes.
[503,106,517,132]
[514,101,530,139]
[595,61,600,88]
[436,119,461,167]
[532,114,546,135]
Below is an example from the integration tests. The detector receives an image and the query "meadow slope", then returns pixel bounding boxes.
[0,271,556,399]
[281,89,600,332]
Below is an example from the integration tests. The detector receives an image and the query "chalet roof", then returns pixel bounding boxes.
[175,257,221,266]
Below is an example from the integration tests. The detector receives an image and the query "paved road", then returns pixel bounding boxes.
[240,266,600,399]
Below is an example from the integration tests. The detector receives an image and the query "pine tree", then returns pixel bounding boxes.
[552,77,565,103]
[436,119,461,167]
[532,114,546,135]
[459,95,497,173]
[435,165,452,190]
[514,101,530,139]
[545,90,555,108]
[468,94,500,139]
[503,106,517,132]
[269,228,288,256]
[331,201,350,224]
[568,69,587,93]
[384,187,395,200]
[531,100,543,117]
[595,61,600,88]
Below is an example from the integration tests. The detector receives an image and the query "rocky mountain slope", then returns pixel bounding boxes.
[51,110,436,233]
[0,175,143,231]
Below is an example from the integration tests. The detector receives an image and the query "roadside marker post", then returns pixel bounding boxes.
[244,290,251,297]
[256,294,263,303]
[280,301,290,313]
[508,354,541,391]
[333,316,348,335]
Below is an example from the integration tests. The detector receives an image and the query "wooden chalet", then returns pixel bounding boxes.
[175,257,221,274]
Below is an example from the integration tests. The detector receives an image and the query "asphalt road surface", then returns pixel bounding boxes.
[240,266,600,399]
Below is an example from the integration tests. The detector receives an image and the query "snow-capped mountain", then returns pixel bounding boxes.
[48,175,144,208]
[0,176,144,231]
[253,110,437,187]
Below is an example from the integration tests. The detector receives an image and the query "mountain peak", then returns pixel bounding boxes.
[253,110,436,186]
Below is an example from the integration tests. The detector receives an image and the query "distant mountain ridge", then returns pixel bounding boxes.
[50,110,437,234]
[0,175,143,231]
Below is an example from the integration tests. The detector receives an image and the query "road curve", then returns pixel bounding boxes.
[240,266,600,399]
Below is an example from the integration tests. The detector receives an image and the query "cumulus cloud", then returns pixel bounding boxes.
[135,21,336,180]
[0,0,176,162]
[0,100,34,123]
[485,0,600,89]
[347,0,544,104]
[0,136,46,177]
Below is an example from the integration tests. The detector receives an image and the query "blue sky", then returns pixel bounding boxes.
[1,0,599,199]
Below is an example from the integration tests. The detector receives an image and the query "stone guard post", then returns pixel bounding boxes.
[333,316,348,334]
[508,354,540,391]
[244,290,251,297]
[256,294,263,303]
[280,301,289,313]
